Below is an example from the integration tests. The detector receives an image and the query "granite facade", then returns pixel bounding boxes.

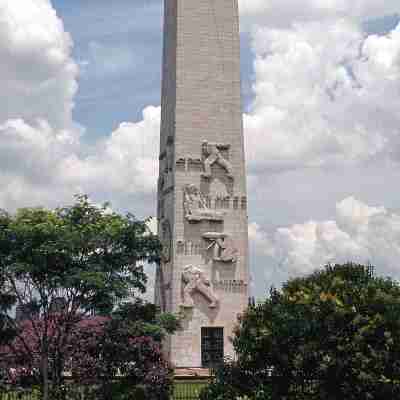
[156,0,248,368]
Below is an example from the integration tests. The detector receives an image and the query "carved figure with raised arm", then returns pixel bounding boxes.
[202,232,238,263]
[201,140,233,179]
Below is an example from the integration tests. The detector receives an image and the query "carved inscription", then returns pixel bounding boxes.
[176,157,186,171]
[213,279,247,293]
[188,158,203,172]
[177,240,205,256]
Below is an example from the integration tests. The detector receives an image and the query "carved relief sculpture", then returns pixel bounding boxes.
[201,140,233,179]
[181,265,218,308]
[161,219,172,263]
[165,139,174,173]
[183,184,224,223]
[202,232,238,263]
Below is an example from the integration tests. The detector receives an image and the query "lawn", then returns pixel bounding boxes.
[0,380,209,400]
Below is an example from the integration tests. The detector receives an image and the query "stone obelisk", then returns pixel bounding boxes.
[155,0,249,368]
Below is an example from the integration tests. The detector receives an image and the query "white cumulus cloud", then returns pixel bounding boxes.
[252,197,400,279]
[239,0,400,29]
[244,19,400,175]
[0,0,78,128]
[0,0,160,212]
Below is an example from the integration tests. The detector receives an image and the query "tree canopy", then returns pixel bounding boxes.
[201,263,400,400]
[0,195,163,399]
[71,299,179,400]
[0,211,17,348]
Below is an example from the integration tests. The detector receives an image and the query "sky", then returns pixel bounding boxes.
[1,0,400,299]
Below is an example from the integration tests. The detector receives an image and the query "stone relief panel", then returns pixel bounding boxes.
[158,136,174,193]
[181,265,218,309]
[161,219,172,263]
[177,240,205,256]
[155,264,171,312]
[202,232,238,263]
[176,157,186,171]
[201,140,233,180]
[183,184,224,223]
[241,196,247,210]
[212,279,247,293]
[188,158,203,172]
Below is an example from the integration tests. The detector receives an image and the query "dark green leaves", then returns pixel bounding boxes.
[203,263,400,400]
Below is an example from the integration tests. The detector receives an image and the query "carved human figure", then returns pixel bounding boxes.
[183,184,224,222]
[201,140,233,179]
[161,219,172,263]
[165,143,174,173]
[181,265,218,308]
[203,232,238,263]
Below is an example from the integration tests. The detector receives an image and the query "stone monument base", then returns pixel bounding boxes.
[174,368,212,379]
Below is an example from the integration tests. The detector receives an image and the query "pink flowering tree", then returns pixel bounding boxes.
[0,195,162,400]
[1,301,179,400]
[70,300,178,400]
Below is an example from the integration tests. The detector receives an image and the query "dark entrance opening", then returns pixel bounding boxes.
[201,327,224,368]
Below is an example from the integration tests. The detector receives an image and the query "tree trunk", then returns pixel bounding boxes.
[41,351,49,400]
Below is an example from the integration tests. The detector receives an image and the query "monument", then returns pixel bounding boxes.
[155,0,249,368]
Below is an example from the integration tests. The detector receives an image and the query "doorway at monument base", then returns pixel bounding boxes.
[167,287,248,368]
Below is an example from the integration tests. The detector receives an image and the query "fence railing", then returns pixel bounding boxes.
[1,380,209,400]
[173,380,208,400]
[0,392,38,400]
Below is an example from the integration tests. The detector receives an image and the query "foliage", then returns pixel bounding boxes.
[70,299,178,400]
[0,211,17,349]
[201,263,400,400]
[0,195,161,399]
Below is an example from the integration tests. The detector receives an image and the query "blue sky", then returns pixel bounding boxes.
[53,0,255,140]
[1,0,400,298]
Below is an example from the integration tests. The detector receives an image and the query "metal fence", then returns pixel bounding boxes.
[172,380,208,400]
[1,379,209,400]
[0,392,38,400]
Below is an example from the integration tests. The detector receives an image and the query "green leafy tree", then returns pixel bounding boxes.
[0,195,161,400]
[0,211,17,346]
[0,280,16,347]
[201,263,400,400]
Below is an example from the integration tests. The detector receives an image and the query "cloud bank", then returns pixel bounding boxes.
[0,0,160,211]
[239,0,400,29]
[2,0,400,294]
[245,19,400,176]
[251,197,400,279]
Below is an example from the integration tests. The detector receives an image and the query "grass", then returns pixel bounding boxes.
[0,380,210,400]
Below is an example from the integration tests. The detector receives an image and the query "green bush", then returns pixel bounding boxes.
[202,264,400,400]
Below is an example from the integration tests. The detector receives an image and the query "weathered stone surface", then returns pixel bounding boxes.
[156,0,249,368]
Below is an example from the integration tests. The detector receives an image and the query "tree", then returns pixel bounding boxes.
[0,211,17,347]
[70,299,179,400]
[0,281,16,347]
[0,195,161,399]
[201,263,400,400]
[0,271,16,385]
